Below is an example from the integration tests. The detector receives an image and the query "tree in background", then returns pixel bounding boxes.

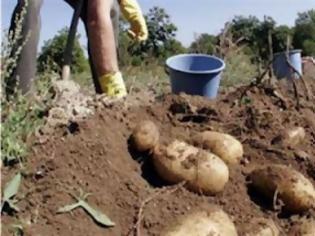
[231,16,277,62]
[118,19,134,67]
[144,7,178,57]
[230,15,260,55]
[273,25,294,53]
[189,33,217,54]
[255,16,276,61]
[230,15,260,43]
[230,11,315,61]
[160,38,186,59]
[37,27,89,73]
[293,9,315,56]
[119,6,185,66]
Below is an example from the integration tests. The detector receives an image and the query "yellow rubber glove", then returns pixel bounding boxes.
[99,71,127,98]
[119,0,148,41]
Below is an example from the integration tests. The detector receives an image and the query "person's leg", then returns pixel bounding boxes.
[7,0,42,96]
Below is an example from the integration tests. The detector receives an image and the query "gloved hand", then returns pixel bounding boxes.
[119,0,148,41]
[99,71,127,98]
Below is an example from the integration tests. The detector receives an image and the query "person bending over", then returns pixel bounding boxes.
[8,0,147,98]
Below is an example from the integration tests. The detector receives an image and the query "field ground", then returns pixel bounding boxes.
[1,69,315,235]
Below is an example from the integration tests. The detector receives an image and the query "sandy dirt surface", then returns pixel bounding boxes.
[2,76,315,236]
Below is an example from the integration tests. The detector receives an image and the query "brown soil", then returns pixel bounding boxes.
[2,77,315,236]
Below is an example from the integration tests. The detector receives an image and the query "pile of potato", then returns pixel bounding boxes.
[153,140,229,195]
[131,121,243,195]
[130,121,315,235]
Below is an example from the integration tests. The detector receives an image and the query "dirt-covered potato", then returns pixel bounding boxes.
[243,218,279,236]
[192,131,243,165]
[130,120,159,152]
[285,127,306,147]
[249,164,315,213]
[289,218,315,236]
[163,207,238,236]
[273,127,306,148]
[153,140,229,195]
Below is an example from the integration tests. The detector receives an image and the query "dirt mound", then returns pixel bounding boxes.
[2,78,315,236]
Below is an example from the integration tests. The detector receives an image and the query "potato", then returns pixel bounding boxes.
[153,140,229,195]
[249,164,315,213]
[130,120,159,152]
[243,218,279,236]
[192,131,243,165]
[163,207,238,236]
[284,127,306,147]
[289,218,315,236]
[273,127,306,148]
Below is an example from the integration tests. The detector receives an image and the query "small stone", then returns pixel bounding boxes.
[240,157,250,165]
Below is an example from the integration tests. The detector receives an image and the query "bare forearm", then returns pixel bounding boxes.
[87,0,118,77]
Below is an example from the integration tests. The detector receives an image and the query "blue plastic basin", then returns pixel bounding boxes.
[273,50,302,79]
[166,54,225,99]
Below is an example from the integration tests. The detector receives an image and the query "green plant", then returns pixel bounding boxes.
[273,25,294,53]
[1,65,56,165]
[216,25,257,87]
[71,71,94,90]
[1,9,54,165]
[123,62,168,95]
[1,1,30,98]
[119,6,185,65]
[1,92,46,164]
[1,1,37,163]
[37,27,89,74]
[293,9,315,56]
[190,33,218,54]
[221,49,257,87]
[1,0,57,165]
[1,71,75,167]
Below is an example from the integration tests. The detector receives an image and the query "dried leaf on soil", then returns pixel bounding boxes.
[57,202,81,213]
[57,197,115,227]
[1,172,21,212]
[79,200,115,227]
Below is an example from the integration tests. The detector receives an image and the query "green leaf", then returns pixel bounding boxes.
[3,173,21,201]
[57,202,81,213]
[79,200,115,227]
